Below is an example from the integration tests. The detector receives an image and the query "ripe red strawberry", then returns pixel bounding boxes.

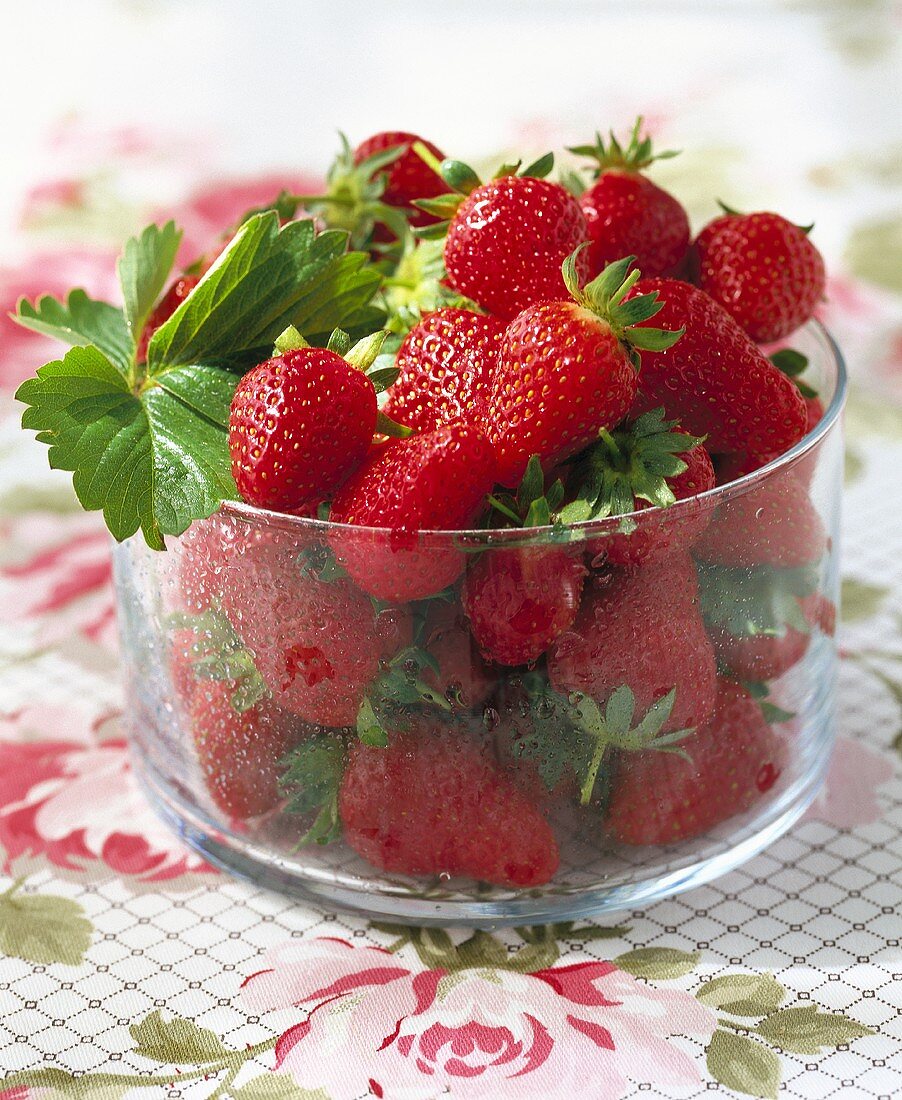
[136,275,199,363]
[228,332,383,512]
[693,475,826,568]
[339,730,560,886]
[382,309,506,432]
[243,573,400,728]
[488,255,682,487]
[606,678,785,845]
[569,119,690,279]
[690,210,826,342]
[353,131,446,229]
[443,175,589,321]
[629,278,808,456]
[562,408,716,568]
[421,601,493,711]
[329,423,496,601]
[462,547,586,666]
[711,620,810,683]
[716,393,825,484]
[191,680,305,819]
[549,554,717,735]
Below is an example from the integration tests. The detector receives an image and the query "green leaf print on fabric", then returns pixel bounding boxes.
[845,213,902,292]
[0,878,92,965]
[707,1029,782,1100]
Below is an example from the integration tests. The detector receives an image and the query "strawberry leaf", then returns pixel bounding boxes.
[16,346,238,548]
[147,212,382,370]
[14,290,133,374]
[118,220,183,347]
[16,212,384,549]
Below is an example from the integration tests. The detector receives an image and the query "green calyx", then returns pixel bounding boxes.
[274,324,399,393]
[411,145,555,240]
[379,236,477,333]
[697,562,819,639]
[280,732,347,845]
[289,132,412,248]
[273,324,410,439]
[559,408,704,524]
[562,249,684,364]
[716,200,815,236]
[769,348,818,399]
[167,609,269,712]
[488,455,567,529]
[573,685,694,805]
[568,116,679,177]
[508,673,693,806]
[356,645,451,747]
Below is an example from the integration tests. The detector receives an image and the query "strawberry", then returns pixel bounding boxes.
[338,729,560,887]
[239,570,404,728]
[605,678,785,845]
[562,408,715,567]
[463,546,586,667]
[715,352,825,483]
[548,554,717,736]
[488,254,682,487]
[628,278,808,457]
[136,275,199,363]
[697,558,822,683]
[329,423,496,601]
[569,118,689,279]
[191,680,305,819]
[442,170,589,321]
[693,474,825,568]
[382,308,505,432]
[460,458,586,666]
[353,131,446,230]
[690,209,826,342]
[228,329,386,513]
[421,600,493,711]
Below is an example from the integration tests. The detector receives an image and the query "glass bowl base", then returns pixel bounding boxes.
[132,736,831,929]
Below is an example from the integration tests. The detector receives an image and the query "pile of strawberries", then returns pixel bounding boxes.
[168,122,834,891]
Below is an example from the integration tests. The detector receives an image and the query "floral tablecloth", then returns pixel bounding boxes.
[1,3,901,1097]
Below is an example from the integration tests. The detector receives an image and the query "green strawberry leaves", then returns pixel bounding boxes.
[14,289,133,373]
[118,220,183,346]
[15,211,384,548]
[561,408,704,523]
[147,213,381,369]
[17,347,238,549]
[357,645,450,746]
[168,609,269,712]
[488,455,566,529]
[279,733,347,845]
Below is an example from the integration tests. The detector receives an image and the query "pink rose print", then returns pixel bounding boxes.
[0,735,209,882]
[804,735,894,829]
[0,513,116,651]
[0,247,120,391]
[241,937,715,1100]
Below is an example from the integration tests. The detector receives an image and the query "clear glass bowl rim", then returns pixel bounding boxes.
[215,319,847,548]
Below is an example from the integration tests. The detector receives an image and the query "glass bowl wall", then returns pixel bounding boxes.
[113,321,846,926]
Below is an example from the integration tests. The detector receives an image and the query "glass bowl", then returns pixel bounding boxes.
[113,320,846,926]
